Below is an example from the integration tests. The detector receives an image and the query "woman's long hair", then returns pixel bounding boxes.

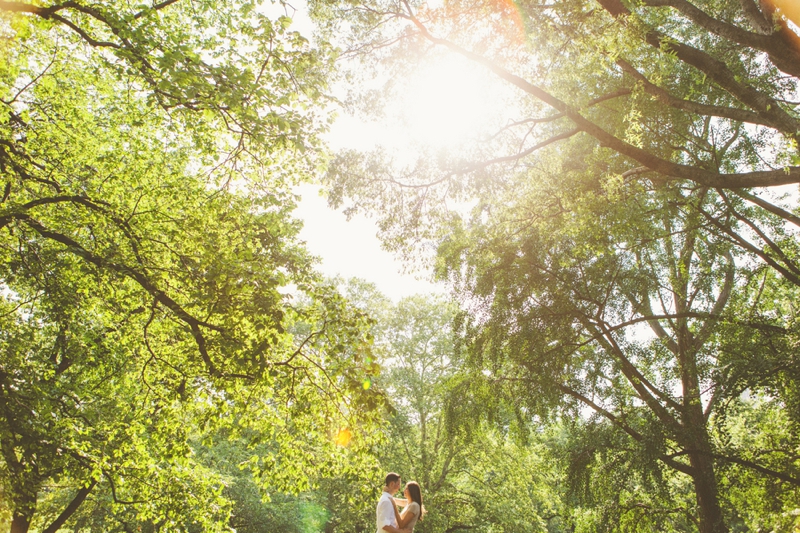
[405,481,426,521]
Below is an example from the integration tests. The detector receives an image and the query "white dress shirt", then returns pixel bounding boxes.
[376,491,397,533]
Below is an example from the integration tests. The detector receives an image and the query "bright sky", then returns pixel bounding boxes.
[275,2,440,300]
[293,64,507,300]
[286,1,513,300]
[293,183,441,301]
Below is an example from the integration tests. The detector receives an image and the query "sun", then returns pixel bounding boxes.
[398,53,506,149]
[329,50,514,155]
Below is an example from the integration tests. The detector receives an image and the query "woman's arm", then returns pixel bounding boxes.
[392,497,409,507]
[396,504,418,529]
[392,498,402,527]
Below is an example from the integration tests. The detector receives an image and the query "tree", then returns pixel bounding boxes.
[314,0,800,291]
[376,295,463,531]
[436,169,800,532]
[451,424,566,533]
[316,0,800,186]
[0,3,379,532]
[377,295,566,533]
[192,427,332,533]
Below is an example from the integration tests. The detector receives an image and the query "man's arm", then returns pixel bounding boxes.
[392,497,409,507]
[382,526,409,533]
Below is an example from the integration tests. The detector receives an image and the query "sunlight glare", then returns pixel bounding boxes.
[399,54,502,149]
[327,49,517,157]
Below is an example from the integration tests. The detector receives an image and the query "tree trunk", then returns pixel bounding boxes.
[670,215,729,533]
[678,341,729,533]
[42,480,97,533]
[9,508,32,533]
[689,447,728,533]
[679,355,729,533]
[8,484,36,533]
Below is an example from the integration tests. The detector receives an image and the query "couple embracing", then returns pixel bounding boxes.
[376,472,426,533]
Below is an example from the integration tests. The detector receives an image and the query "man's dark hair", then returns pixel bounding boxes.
[384,472,400,486]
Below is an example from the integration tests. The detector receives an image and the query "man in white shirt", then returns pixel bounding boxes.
[376,472,408,533]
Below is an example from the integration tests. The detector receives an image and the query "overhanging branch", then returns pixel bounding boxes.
[398,6,800,188]
[556,382,695,476]
[617,59,768,126]
[640,0,800,78]
[15,214,223,376]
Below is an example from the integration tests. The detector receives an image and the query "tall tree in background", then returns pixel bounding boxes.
[0,2,379,532]
[438,170,800,532]
[323,280,566,533]
[377,295,463,532]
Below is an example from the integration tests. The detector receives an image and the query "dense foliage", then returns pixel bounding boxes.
[0,2,379,532]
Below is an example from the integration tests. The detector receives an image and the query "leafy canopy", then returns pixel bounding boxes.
[0,1,380,531]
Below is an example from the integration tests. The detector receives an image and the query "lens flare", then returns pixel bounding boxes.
[334,427,352,447]
[766,0,800,30]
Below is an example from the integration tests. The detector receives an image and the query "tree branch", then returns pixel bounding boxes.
[669,449,800,486]
[41,480,97,533]
[733,189,800,229]
[400,9,800,188]
[48,13,120,48]
[692,250,734,351]
[717,190,800,277]
[738,0,774,34]
[587,320,685,429]
[630,290,681,354]
[133,0,182,19]
[617,59,768,126]
[641,0,800,78]
[0,1,122,48]
[699,208,800,287]
[458,128,580,174]
[557,382,695,476]
[595,0,800,140]
[16,214,223,376]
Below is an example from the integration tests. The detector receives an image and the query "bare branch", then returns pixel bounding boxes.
[738,0,774,34]
[458,128,580,174]
[133,0,182,19]
[733,189,800,229]
[617,59,768,126]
